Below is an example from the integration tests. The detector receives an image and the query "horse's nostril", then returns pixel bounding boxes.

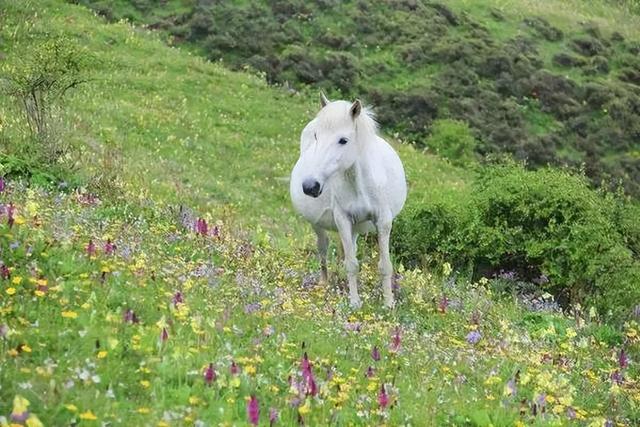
[302,179,321,198]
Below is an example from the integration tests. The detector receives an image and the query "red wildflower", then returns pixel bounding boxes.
[378,384,389,409]
[204,363,216,385]
[619,348,628,369]
[160,327,169,342]
[104,239,116,255]
[85,239,96,257]
[1,264,10,280]
[247,395,259,426]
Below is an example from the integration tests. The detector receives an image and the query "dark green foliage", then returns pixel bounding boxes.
[392,163,640,321]
[552,53,587,68]
[522,17,563,41]
[425,119,477,165]
[72,0,640,196]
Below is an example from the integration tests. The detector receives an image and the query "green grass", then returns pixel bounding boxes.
[1,1,640,425]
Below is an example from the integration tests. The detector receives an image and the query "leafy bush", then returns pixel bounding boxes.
[392,163,640,321]
[425,119,477,165]
[1,37,91,165]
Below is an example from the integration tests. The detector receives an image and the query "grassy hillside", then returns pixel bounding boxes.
[1,1,640,426]
[75,0,640,196]
[1,0,468,240]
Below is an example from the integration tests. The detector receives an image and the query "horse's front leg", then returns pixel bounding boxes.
[334,211,361,309]
[312,225,328,284]
[377,218,395,308]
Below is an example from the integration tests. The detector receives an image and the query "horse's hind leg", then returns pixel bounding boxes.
[377,219,395,309]
[313,226,329,284]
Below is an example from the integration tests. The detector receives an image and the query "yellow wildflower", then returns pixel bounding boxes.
[12,395,30,418]
[79,410,97,420]
[26,414,43,427]
[298,400,311,416]
[61,311,78,319]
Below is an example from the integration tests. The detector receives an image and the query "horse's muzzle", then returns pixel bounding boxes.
[302,179,322,198]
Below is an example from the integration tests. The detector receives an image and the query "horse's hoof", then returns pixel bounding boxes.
[349,297,363,309]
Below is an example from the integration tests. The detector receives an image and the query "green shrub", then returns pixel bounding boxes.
[1,36,91,165]
[425,119,477,165]
[392,162,640,321]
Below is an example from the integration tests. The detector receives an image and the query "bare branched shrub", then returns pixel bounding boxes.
[1,37,92,165]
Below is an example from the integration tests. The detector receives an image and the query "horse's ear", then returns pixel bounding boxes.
[350,99,362,119]
[320,91,330,108]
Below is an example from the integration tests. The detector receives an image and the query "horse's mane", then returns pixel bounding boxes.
[356,105,379,142]
[317,100,379,143]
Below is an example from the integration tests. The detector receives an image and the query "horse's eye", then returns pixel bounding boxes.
[338,137,348,145]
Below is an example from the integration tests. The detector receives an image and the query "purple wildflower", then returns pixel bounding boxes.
[466,330,482,345]
[204,363,216,385]
[307,373,317,397]
[160,327,169,343]
[371,345,381,361]
[610,370,623,384]
[231,361,239,375]
[1,264,10,280]
[247,395,259,426]
[301,352,311,378]
[11,411,29,423]
[378,384,389,409]
[269,408,278,426]
[619,348,628,369]
[196,218,208,236]
[104,239,116,255]
[366,366,375,378]
[0,177,5,193]
[123,309,139,324]
[85,239,96,257]
[172,291,184,307]
[244,302,261,314]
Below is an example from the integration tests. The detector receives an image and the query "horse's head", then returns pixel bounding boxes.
[299,93,369,198]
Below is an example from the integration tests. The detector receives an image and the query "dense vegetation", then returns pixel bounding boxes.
[392,163,640,320]
[75,0,640,195]
[1,0,640,424]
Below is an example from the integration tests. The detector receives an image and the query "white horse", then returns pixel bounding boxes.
[290,93,407,308]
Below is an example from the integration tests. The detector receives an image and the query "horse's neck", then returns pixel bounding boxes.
[340,139,375,196]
